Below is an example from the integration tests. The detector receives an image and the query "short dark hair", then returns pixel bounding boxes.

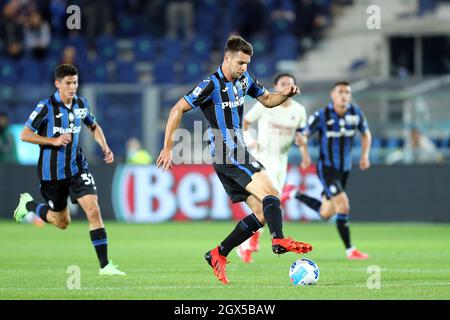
[224,35,253,55]
[54,64,78,80]
[274,73,296,85]
[333,81,350,89]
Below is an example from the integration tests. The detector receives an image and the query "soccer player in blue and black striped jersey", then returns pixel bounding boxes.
[157,35,313,284]
[294,81,372,260]
[13,64,125,275]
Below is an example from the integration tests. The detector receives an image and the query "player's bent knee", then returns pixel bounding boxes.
[264,187,279,199]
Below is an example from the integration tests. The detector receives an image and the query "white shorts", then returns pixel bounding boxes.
[257,153,289,194]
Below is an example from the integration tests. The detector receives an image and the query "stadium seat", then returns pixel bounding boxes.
[0,59,19,84]
[133,36,156,62]
[83,59,109,83]
[384,137,402,148]
[115,60,138,83]
[48,37,66,59]
[250,35,270,56]
[251,56,276,79]
[117,14,140,38]
[158,38,183,61]
[180,60,205,84]
[187,36,212,59]
[95,35,117,61]
[371,137,382,148]
[18,57,46,84]
[153,57,178,84]
[274,35,301,60]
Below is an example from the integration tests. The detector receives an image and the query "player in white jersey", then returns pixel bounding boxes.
[237,74,311,263]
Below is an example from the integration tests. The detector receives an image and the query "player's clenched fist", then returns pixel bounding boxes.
[280,84,300,98]
[53,134,71,147]
[157,148,173,171]
[103,148,114,164]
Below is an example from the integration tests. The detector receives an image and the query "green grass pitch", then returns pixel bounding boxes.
[0,221,449,300]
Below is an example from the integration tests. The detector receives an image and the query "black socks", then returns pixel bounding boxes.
[26,201,49,222]
[336,214,352,249]
[90,228,109,268]
[262,196,284,239]
[219,213,263,257]
[295,192,322,212]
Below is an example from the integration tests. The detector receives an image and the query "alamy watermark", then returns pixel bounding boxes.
[366,5,381,30]
[66,265,81,290]
[66,5,81,30]
[169,121,286,165]
[367,265,381,289]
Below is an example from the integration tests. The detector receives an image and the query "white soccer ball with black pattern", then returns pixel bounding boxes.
[289,258,319,286]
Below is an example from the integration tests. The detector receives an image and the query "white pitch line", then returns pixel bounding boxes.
[0,282,449,291]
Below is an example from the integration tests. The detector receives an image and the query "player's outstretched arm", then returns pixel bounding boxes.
[256,85,300,108]
[360,130,372,170]
[21,126,71,147]
[87,123,114,164]
[156,98,192,171]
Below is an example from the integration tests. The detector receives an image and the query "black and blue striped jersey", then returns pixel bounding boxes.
[184,65,265,163]
[25,91,96,181]
[305,103,369,172]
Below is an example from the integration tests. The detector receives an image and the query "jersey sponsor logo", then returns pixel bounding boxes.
[55,113,63,118]
[345,114,360,125]
[221,97,245,109]
[53,126,81,134]
[221,87,228,92]
[326,119,335,125]
[325,129,356,138]
[240,77,248,91]
[74,108,87,119]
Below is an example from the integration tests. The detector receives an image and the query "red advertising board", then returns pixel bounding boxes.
[112,164,322,223]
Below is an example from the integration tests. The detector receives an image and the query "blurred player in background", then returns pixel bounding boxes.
[237,73,311,263]
[13,64,126,275]
[157,35,312,284]
[288,81,372,260]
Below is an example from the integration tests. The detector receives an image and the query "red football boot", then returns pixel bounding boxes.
[346,248,369,260]
[272,237,313,254]
[204,246,230,284]
[249,230,261,252]
[236,246,253,263]
[280,184,297,205]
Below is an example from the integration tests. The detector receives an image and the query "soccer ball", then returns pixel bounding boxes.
[289,258,319,286]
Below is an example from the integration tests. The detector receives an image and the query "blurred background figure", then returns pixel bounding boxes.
[60,45,76,64]
[166,0,194,39]
[235,0,265,39]
[1,0,26,59]
[403,126,444,164]
[386,126,444,164]
[126,137,153,165]
[0,111,17,164]
[23,10,51,60]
